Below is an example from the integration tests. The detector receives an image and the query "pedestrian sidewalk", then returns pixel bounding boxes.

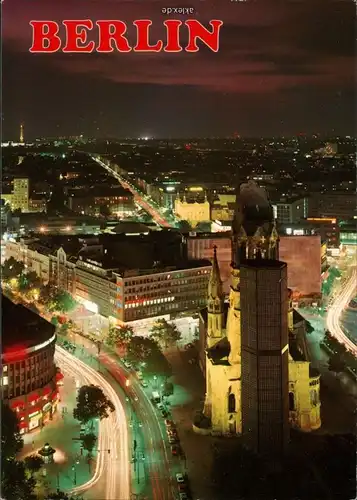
[19,373,96,495]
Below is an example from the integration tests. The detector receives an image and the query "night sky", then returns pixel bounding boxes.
[3,0,355,139]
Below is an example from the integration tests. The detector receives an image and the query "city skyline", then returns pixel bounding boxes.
[3,1,355,139]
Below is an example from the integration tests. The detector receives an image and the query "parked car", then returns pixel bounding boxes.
[185,343,194,350]
[168,436,178,444]
[165,419,174,427]
[171,444,180,456]
[179,493,189,500]
[176,473,185,483]
[140,380,148,388]
[161,410,169,418]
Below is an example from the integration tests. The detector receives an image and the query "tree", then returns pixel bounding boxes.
[48,290,77,313]
[328,353,346,375]
[18,271,42,292]
[59,322,70,335]
[24,454,44,475]
[73,385,115,424]
[1,257,25,281]
[150,318,181,348]
[143,348,172,379]
[51,316,59,327]
[81,432,97,458]
[1,459,36,500]
[1,402,24,461]
[163,381,174,397]
[126,336,159,365]
[106,325,134,349]
[44,492,84,500]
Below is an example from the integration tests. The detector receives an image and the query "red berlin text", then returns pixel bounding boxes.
[29,19,224,53]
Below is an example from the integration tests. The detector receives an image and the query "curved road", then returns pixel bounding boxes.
[55,346,131,500]
[326,267,357,356]
[100,351,176,500]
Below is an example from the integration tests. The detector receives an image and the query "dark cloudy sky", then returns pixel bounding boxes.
[3,0,356,139]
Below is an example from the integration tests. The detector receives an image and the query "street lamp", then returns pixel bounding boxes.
[72,464,77,486]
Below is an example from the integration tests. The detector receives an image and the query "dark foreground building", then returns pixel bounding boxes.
[240,260,289,456]
[1,296,59,433]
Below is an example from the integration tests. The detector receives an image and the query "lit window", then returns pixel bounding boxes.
[2,376,8,386]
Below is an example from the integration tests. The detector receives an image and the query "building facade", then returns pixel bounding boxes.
[186,233,232,295]
[240,260,289,456]
[1,297,59,434]
[279,235,322,303]
[174,197,210,227]
[308,192,357,220]
[119,264,210,323]
[67,187,135,217]
[272,197,308,224]
[1,177,30,213]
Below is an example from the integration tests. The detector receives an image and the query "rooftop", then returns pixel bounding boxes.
[241,259,286,270]
[2,296,55,354]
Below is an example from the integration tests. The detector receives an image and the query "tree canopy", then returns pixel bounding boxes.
[328,353,346,374]
[80,432,97,457]
[150,318,181,348]
[1,404,38,499]
[106,325,134,349]
[24,454,44,475]
[48,290,77,313]
[73,385,115,424]
[1,402,24,461]
[125,336,171,378]
[126,336,159,365]
[1,257,25,281]
[1,459,37,500]
[18,271,43,293]
[44,491,84,500]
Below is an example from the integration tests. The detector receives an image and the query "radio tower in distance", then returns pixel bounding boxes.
[20,122,24,143]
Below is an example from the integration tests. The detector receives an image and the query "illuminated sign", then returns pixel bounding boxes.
[188,187,203,192]
[76,297,99,314]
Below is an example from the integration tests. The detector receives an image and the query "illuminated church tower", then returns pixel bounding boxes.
[20,123,24,143]
[199,180,321,437]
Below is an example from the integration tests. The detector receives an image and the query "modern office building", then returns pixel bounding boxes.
[240,260,289,456]
[308,192,357,220]
[279,235,322,303]
[118,262,210,323]
[1,177,30,213]
[185,232,232,294]
[1,296,59,434]
[272,197,308,224]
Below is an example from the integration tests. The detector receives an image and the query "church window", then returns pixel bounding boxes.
[289,392,295,411]
[228,393,236,413]
[310,390,317,406]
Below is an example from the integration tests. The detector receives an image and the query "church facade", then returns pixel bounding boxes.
[199,186,321,436]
